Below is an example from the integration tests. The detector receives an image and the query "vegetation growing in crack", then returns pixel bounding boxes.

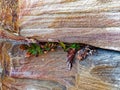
[20,42,96,70]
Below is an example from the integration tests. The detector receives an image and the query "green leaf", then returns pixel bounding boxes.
[32,50,37,55]
[45,47,50,51]
[67,43,80,50]
[38,48,43,54]
[59,42,66,50]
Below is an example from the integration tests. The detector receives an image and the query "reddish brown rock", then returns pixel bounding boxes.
[0,0,19,33]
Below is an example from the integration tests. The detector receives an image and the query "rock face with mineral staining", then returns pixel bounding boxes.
[2,78,67,90]
[0,42,76,89]
[76,49,120,90]
[0,41,12,77]
[0,0,120,51]
[0,41,3,90]
[10,45,77,87]
[0,26,26,42]
[0,0,19,33]
[1,43,120,90]
[1,0,120,90]
[19,0,120,51]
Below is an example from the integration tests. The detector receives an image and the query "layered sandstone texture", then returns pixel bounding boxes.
[19,0,120,51]
[0,41,120,90]
[0,0,120,51]
[0,0,19,33]
[0,0,120,90]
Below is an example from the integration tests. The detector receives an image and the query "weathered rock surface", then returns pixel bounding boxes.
[10,48,77,88]
[0,42,120,90]
[0,26,26,41]
[19,0,120,51]
[1,0,120,51]
[0,0,19,33]
[76,49,120,90]
[0,0,120,52]
[1,0,120,90]
[0,41,76,89]
[2,77,66,90]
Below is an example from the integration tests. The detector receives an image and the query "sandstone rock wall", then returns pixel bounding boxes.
[0,0,19,33]
[0,0,120,90]
[19,0,120,51]
[1,0,120,51]
[0,42,120,90]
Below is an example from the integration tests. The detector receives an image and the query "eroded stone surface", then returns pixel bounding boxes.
[19,0,120,51]
[1,0,120,51]
[0,42,76,89]
[76,49,120,90]
[0,0,19,33]
[1,0,120,89]
[10,49,77,88]
[1,42,120,90]
[2,77,66,90]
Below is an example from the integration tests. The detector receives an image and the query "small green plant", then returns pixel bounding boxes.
[44,42,57,51]
[59,42,81,51]
[67,43,80,50]
[20,41,96,70]
[26,42,57,57]
[59,41,66,50]
[27,43,43,56]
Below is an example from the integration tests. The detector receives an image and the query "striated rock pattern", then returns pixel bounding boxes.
[19,0,120,51]
[76,49,120,90]
[2,77,67,90]
[0,42,120,90]
[0,40,3,90]
[0,0,120,51]
[0,0,19,33]
[1,0,120,90]
[10,46,77,88]
[0,42,76,89]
